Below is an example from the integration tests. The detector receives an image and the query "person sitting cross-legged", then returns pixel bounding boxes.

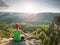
[13,23,28,42]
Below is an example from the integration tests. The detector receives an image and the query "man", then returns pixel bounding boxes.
[13,23,28,41]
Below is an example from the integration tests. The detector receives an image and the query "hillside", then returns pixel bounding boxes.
[0,13,60,45]
[0,12,60,25]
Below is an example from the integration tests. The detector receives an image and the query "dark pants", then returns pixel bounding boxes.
[12,36,25,42]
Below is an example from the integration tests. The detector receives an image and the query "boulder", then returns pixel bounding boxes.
[0,36,40,45]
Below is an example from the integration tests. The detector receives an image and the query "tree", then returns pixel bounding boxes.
[53,14,60,26]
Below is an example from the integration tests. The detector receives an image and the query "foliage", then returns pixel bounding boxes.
[53,14,60,26]
[0,15,60,45]
[0,22,14,38]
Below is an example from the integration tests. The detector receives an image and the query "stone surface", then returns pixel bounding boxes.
[0,36,40,45]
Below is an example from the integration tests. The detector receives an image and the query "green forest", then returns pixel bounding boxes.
[0,14,60,45]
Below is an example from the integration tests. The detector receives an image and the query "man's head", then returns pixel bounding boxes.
[15,23,21,29]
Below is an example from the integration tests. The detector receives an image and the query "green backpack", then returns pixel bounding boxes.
[13,29,21,41]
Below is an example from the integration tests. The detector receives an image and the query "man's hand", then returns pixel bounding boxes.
[25,34,29,38]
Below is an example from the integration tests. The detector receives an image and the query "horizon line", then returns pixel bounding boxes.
[0,11,60,13]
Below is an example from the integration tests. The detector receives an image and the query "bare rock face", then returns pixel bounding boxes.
[0,36,40,45]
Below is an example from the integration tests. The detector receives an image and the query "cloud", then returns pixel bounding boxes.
[0,0,8,8]
[0,0,60,13]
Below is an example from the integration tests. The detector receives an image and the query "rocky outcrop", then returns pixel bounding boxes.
[0,36,40,45]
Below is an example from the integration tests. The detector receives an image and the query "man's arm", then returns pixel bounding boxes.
[19,30,26,36]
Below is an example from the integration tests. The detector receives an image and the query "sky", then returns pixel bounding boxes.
[0,0,60,13]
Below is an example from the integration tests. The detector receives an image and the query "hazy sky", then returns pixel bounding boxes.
[0,0,60,13]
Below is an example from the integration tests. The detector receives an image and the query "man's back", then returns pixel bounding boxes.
[13,29,21,41]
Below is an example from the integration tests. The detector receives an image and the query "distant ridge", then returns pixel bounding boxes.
[0,12,60,25]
